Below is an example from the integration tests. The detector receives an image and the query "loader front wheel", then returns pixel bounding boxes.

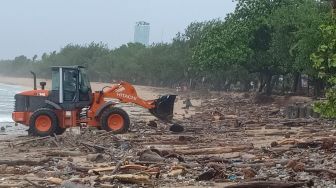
[100,108,130,134]
[29,108,59,137]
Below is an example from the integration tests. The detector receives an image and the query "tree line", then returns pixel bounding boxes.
[0,0,334,98]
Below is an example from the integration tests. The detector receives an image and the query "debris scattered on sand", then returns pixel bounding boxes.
[0,92,335,187]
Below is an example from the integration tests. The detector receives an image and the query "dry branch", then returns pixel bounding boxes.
[44,150,82,157]
[0,157,50,166]
[224,181,306,188]
[10,136,51,147]
[173,145,253,155]
[305,168,336,176]
[99,174,150,184]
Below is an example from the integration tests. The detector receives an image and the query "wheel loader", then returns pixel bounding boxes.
[12,66,176,137]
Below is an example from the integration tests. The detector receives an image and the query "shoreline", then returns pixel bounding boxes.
[0,75,45,89]
[0,75,175,99]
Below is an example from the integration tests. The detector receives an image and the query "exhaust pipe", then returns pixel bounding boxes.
[30,71,37,90]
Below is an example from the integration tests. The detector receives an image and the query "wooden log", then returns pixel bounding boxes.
[100,184,115,188]
[111,158,125,175]
[305,168,336,176]
[278,139,300,145]
[80,142,109,152]
[68,163,92,172]
[264,132,288,136]
[89,166,115,174]
[44,150,82,157]
[47,177,63,185]
[51,138,60,147]
[10,136,51,147]
[0,184,24,188]
[167,169,185,177]
[196,156,231,164]
[142,167,160,175]
[89,164,150,174]
[286,106,299,119]
[133,161,167,166]
[173,145,253,155]
[99,174,150,184]
[121,165,148,171]
[224,181,306,188]
[232,162,276,168]
[24,178,44,188]
[0,157,50,166]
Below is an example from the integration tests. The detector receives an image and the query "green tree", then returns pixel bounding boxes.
[312,24,336,118]
[269,0,330,94]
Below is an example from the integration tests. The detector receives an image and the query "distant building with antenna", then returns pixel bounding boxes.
[134,21,150,46]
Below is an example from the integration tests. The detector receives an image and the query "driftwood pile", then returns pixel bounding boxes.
[0,92,335,187]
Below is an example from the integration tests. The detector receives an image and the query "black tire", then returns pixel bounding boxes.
[100,107,130,134]
[55,127,66,135]
[41,105,66,135]
[29,108,59,137]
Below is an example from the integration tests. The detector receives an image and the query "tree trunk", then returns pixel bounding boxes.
[243,80,250,92]
[292,72,302,94]
[258,73,265,92]
[223,80,232,91]
[265,72,273,96]
[314,78,325,98]
[292,72,299,93]
[213,80,222,91]
[282,75,285,95]
[272,75,279,93]
[307,76,310,97]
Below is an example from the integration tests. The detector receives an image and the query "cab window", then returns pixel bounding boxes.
[51,69,60,90]
[79,68,91,90]
[63,69,77,101]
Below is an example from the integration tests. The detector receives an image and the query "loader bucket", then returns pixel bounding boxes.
[149,95,177,121]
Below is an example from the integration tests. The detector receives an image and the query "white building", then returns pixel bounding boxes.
[134,21,150,46]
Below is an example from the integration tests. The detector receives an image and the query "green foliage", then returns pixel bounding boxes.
[192,0,330,94]
[193,19,251,71]
[312,24,336,118]
[312,25,336,79]
[0,0,333,94]
[314,89,336,118]
[0,41,191,87]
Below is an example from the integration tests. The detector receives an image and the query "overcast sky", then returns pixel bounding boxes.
[0,0,236,60]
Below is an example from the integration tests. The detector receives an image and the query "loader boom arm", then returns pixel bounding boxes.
[102,81,155,109]
[88,81,176,124]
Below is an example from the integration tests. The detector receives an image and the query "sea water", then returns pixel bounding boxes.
[0,83,25,122]
[0,83,28,138]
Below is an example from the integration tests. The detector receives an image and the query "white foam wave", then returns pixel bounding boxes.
[0,116,13,123]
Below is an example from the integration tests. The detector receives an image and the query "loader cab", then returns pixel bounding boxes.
[51,66,92,109]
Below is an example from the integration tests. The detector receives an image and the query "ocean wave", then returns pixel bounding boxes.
[0,117,13,123]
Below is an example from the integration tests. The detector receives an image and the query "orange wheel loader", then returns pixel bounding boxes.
[12,66,176,137]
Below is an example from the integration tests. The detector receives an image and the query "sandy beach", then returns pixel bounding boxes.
[0,73,191,110]
[0,75,175,100]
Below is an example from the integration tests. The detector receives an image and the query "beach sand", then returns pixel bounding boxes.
[0,75,173,100]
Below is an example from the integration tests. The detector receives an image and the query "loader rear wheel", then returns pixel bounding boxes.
[100,108,130,134]
[29,108,59,137]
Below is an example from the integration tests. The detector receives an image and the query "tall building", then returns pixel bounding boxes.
[134,21,150,46]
